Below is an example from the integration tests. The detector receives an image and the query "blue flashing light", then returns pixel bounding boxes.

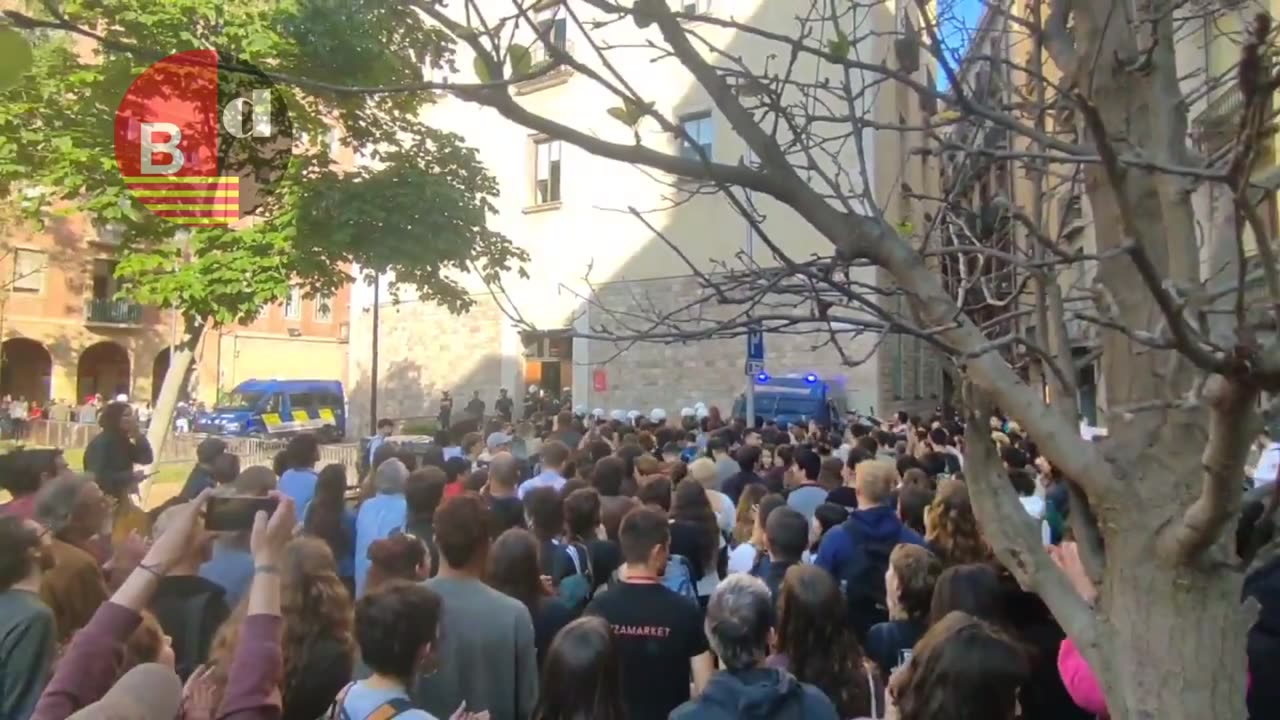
[755,372,771,383]
[803,373,819,384]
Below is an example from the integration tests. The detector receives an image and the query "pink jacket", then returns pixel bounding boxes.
[1057,638,1108,718]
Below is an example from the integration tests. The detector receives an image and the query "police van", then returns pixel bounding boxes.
[196,379,347,441]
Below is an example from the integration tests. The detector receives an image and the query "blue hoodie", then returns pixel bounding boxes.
[670,667,837,720]
[814,505,924,576]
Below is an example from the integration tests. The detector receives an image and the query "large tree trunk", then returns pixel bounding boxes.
[1098,527,1246,719]
[963,386,1251,720]
[140,316,205,504]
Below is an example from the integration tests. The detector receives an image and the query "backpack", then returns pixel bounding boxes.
[661,553,698,602]
[836,518,898,640]
[328,682,412,720]
[605,554,698,604]
[557,541,594,610]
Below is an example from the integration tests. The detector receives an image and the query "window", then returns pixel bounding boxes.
[91,258,117,300]
[533,138,562,205]
[681,0,711,14]
[534,7,568,61]
[314,293,333,322]
[678,112,713,161]
[288,393,316,412]
[12,249,46,293]
[284,286,301,320]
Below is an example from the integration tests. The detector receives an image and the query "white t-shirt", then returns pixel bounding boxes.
[727,543,811,575]
[1252,442,1280,488]
[728,542,760,575]
[1019,495,1052,546]
[711,491,735,534]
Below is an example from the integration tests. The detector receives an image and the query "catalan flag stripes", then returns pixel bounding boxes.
[123,176,239,226]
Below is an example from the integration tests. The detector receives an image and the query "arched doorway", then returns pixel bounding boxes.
[77,341,130,402]
[0,338,52,402]
[152,348,170,404]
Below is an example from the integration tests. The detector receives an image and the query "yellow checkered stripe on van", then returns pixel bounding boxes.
[259,409,339,434]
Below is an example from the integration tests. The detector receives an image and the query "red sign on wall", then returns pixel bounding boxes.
[592,368,608,392]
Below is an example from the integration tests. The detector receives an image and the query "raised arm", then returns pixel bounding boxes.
[33,490,211,720]
[216,494,295,720]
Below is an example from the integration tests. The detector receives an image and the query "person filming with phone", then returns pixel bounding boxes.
[29,488,300,720]
[83,401,155,545]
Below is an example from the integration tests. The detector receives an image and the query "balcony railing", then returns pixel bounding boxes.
[1194,84,1247,131]
[85,298,142,325]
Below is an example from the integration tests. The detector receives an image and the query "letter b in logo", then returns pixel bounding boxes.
[140,122,184,174]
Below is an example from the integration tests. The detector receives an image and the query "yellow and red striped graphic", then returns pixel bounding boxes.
[123,176,239,226]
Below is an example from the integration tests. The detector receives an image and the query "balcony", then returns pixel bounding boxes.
[514,40,575,96]
[85,298,143,326]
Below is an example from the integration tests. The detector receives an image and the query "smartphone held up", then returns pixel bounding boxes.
[205,496,279,532]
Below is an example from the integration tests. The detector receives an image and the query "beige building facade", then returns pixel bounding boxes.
[0,212,351,409]
[348,0,942,430]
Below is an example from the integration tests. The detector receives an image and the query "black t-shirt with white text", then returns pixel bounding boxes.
[585,581,708,718]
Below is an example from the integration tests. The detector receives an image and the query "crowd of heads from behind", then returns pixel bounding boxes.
[1,398,1277,720]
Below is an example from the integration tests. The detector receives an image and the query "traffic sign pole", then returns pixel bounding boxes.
[745,330,764,427]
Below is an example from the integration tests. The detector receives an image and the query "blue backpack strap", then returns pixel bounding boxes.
[328,682,356,720]
[367,698,413,720]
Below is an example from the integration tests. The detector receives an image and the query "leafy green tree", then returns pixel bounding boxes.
[0,0,525,476]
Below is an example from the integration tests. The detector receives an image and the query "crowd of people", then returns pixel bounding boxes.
[0,399,1277,719]
[0,392,214,441]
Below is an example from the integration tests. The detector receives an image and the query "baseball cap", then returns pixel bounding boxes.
[486,431,513,450]
[196,437,228,464]
[68,664,181,720]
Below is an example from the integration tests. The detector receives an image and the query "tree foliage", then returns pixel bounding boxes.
[0,0,526,325]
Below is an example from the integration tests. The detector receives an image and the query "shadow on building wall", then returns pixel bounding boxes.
[347,0,947,423]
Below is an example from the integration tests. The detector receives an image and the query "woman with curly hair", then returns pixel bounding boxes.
[888,611,1028,720]
[924,478,991,567]
[83,401,154,543]
[208,536,355,720]
[770,564,878,719]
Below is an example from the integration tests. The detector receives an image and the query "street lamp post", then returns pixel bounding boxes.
[370,274,379,435]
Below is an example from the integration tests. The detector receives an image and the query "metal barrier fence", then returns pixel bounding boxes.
[16,420,360,472]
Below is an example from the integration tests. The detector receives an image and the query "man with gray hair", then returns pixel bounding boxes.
[34,474,110,643]
[670,574,838,720]
[353,458,409,596]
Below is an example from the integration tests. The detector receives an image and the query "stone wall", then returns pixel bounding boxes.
[346,273,949,430]
[347,294,505,433]
[583,276,881,416]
